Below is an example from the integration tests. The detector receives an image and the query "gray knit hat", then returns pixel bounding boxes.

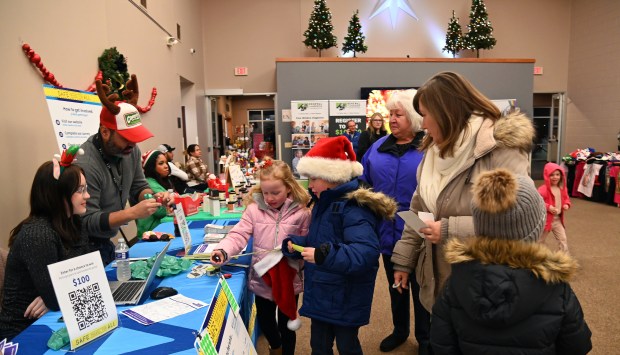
[471,169,546,242]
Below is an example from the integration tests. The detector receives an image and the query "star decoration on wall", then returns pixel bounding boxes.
[369,0,418,29]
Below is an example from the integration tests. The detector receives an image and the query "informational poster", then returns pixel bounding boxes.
[290,100,329,176]
[328,100,366,137]
[43,85,101,153]
[174,203,192,255]
[195,278,256,355]
[281,109,292,122]
[47,252,118,350]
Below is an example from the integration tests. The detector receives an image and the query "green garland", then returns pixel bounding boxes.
[97,47,130,100]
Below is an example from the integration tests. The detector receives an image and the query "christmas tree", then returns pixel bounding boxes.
[464,0,497,58]
[303,0,337,57]
[443,10,465,58]
[342,10,368,58]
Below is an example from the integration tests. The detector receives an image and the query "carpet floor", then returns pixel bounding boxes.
[256,197,619,354]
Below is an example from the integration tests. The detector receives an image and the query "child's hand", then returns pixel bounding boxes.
[562,204,570,211]
[210,250,225,266]
[549,206,558,215]
[300,247,316,264]
[287,241,295,253]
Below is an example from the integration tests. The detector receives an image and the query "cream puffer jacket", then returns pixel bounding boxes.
[391,113,535,312]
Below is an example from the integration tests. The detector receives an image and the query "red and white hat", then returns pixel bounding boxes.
[100,102,154,143]
[296,136,363,183]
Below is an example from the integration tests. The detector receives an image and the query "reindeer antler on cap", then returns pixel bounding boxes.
[96,74,153,143]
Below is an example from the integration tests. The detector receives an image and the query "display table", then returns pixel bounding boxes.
[12,219,253,354]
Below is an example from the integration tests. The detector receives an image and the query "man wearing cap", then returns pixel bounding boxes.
[158,143,190,193]
[76,77,172,264]
[157,143,189,182]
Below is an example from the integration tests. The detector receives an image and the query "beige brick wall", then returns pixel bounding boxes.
[565,0,620,153]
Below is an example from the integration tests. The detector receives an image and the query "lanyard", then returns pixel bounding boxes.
[94,133,123,205]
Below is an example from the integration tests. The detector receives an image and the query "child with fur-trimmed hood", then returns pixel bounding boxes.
[430,169,592,355]
[282,136,397,355]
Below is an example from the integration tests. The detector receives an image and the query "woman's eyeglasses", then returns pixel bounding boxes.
[75,184,88,196]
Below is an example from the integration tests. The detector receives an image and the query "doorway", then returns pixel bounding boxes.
[532,93,565,179]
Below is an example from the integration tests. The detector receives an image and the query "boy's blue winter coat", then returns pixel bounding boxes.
[283,179,397,327]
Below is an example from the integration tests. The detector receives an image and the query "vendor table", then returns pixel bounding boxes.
[12,219,255,355]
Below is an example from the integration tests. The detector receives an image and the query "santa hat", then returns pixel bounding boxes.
[254,251,302,331]
[141,149,160,170]
[296,136,363,183]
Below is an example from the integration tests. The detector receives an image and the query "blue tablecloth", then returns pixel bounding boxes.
[12,219,249,354]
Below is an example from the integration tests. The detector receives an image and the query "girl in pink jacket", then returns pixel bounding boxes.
[538,162,571,252]
[211,160,310,355]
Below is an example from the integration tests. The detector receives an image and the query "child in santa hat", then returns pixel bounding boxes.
[211,159,310,355]
[283,136,397,354]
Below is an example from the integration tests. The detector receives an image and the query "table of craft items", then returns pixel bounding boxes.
[12,219,259,355]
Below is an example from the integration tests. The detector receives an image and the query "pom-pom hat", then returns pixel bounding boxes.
[141,149,160,169]
[296,136,363,183]
[471,169,546,242]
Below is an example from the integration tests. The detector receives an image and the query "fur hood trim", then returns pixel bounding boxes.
[493,112,536,153]
[344,188,397,220]
[445,237,578,283]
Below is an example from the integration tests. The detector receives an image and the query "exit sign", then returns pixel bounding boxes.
[234,67,248,76]
[533,66,544,75]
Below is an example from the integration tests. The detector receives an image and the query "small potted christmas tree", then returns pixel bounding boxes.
[342,10,368,58]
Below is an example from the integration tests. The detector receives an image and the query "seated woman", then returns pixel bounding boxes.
[0,149,90,340]
[136,150,174,239]
[184,144,209,192]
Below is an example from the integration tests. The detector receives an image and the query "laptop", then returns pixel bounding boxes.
[108,241,171,305]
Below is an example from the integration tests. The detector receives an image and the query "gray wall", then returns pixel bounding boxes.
[276,60,534,164]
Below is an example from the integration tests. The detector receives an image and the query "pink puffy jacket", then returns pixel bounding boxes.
[217,194,310,300]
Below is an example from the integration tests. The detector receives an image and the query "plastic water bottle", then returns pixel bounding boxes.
[115,237,131,281]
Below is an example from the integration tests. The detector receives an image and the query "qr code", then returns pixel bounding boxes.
[68,283,108,330]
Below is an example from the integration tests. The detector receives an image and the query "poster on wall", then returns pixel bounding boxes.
[361,88,416,134]
[328,100,366,137]
[290,100,329,177]
[44,85,102,153]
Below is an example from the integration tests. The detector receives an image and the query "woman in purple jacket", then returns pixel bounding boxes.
[211,160,310,355]
[360,89,431,354]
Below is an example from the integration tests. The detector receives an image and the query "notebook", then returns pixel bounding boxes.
[108,241,171,305]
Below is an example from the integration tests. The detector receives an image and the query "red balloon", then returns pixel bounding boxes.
[28,49,35,56]
[45,73,55,82]
[30,54,41,64]
[22,43,31,51]
[42,69,49,76]
[36,62,44,69]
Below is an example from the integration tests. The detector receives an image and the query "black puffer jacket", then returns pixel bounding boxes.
[431,237,592,355]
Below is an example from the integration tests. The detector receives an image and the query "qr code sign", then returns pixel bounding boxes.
[68,283,108,330]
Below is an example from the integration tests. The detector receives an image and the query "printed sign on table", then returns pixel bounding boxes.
[43,85,101,154]
[174,203,192,255]
[195,278,256,355]
[47,252,118,350]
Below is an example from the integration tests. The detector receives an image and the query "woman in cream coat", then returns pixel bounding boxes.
[391,72,535,312]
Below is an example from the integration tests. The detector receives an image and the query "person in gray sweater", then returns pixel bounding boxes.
[76,76,173,264]
[0,159,90,340]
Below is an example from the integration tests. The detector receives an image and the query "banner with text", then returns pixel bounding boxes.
[44,85,101,154]
[328,100,366,137]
